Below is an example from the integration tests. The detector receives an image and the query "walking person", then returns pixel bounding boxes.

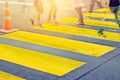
[89,0,103,12]
[106,0,120,28]
[30,0,43,27]
[98,0,120,37]
[47,0,57,23]
[72,0,85,25]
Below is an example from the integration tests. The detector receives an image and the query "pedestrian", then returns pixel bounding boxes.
[89,0,103,12]
[106,0,120,28]
[72,0,85,25]
[47,0,57,23]
[30,0,43,27]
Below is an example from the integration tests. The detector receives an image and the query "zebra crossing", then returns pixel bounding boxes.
[0,71,25,80]
[0,8,120,80]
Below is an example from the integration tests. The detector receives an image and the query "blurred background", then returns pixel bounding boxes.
[0,0,108,29]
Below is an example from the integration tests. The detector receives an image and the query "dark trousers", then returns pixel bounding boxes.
[110,6,120,28]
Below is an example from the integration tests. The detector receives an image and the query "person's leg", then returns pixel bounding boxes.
[109,7,119,27]
[89,0,95,12]
[30,12,39,26]
[37,13,43,27]
[30,18,34,25]
[113,7,120,28]
[48,6,52,22]
[30,7,39,25]
[96,0,103,8]
[75,7,84,25]
[53,5,57,21]
[52,5,57,23]
[31,8,43,27]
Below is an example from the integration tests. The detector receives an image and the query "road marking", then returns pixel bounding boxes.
[33,23,120,42]
[59,17,119,29]
[0,44,85,76]
[2,31,115,57]
[0,71,25,80]
[95,8,120,13]
[84,12,120,19]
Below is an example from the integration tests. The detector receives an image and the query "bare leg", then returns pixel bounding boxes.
[37,13,43,27]
[30,12,43,27]
[96,1,103,8]
[53,5,57,20]
[89,0,95,12]
[48,8,52,22]
[30,12,39,26]
[75,7,84,25]
[53,5,57,23]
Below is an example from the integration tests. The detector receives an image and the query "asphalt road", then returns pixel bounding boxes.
[0,1,120,80]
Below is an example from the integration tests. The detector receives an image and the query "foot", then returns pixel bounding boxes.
[84,16,90,19]
[53,20,58,24]
[30,18,34,25]
[77,22,84,25]
[39,24,43,28]
[88,11,93,13]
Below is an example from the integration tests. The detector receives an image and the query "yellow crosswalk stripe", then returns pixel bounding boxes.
[33,23,120,42]
[0,44,85,76]
[59,17,119,29]
[0,71,25,80]
[84,12,120,19]
[1,31,115,57]
[95,8,120,13]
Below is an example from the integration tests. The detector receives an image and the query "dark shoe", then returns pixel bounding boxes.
[98,28,106,38]
[98,28,104,36]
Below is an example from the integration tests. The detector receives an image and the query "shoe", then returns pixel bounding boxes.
[98,28,104,36]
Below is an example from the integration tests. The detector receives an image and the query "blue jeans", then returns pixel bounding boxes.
[110,6,120,28]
